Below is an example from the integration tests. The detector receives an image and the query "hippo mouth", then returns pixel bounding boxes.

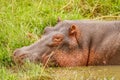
[13,53,40,65]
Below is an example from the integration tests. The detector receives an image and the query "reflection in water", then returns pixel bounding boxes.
[49,66,120,80]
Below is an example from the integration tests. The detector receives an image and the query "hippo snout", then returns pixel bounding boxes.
[13,48,42,64]
[13,49,30,64]
[13,49,27,58]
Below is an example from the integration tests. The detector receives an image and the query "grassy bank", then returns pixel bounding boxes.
[0,0,120,80]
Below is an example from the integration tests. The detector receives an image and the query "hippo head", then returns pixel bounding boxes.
[13,21,87,67]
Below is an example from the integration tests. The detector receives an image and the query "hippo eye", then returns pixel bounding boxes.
[47,34,64,47]
[52,34,64,42]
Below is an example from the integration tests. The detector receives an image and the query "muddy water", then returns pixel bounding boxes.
[48,66,120,80]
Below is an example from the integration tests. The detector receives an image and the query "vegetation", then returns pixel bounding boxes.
[0,0,120,80]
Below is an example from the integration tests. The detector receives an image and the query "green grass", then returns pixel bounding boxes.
[0,0,120,80]
[0,61,51,80]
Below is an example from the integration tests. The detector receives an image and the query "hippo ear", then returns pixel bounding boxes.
[69,24,77,35]
[57,17,62,23]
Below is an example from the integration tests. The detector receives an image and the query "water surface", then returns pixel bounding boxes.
[48,66,120,80]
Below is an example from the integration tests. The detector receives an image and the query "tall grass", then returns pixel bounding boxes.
[0,0,120,80]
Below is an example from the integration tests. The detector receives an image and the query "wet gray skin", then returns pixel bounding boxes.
[13,20,120,67]
[13,21,81,66]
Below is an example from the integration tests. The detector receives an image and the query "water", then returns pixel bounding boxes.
[48,66,120,80]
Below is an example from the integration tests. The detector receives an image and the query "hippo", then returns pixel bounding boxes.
[13,20,120,67]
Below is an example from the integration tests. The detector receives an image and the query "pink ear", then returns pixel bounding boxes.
[69,24,77,35]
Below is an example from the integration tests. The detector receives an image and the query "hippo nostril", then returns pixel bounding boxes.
[13,49,20,56]
[13,51,17,57]
[13,52,17,56]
